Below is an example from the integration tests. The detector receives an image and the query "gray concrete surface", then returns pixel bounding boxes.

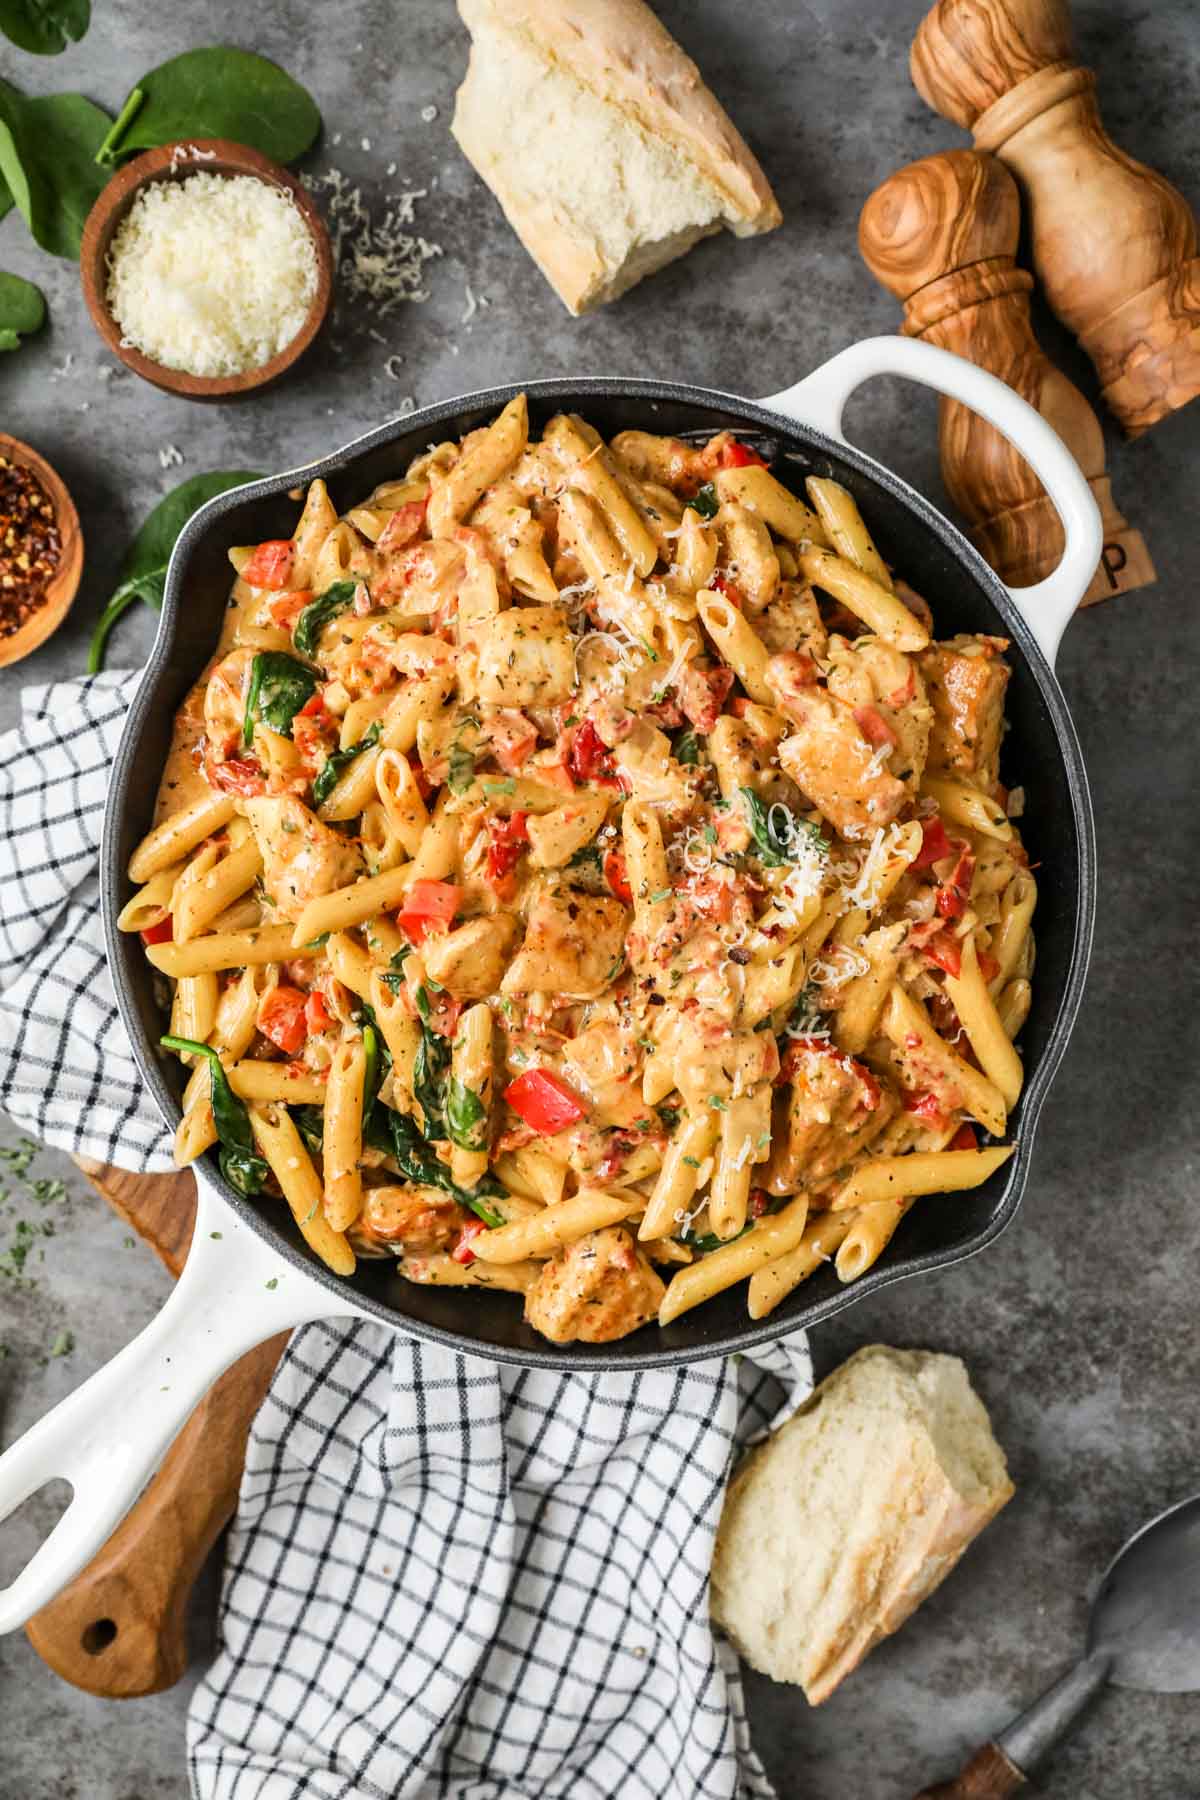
[1,1,1198,1795]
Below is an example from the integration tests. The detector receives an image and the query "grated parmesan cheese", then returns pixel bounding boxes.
[105,173,318,378]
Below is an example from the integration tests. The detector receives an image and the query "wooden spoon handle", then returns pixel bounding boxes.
[913,1742,1026,1798]
[24,1333,287,1696]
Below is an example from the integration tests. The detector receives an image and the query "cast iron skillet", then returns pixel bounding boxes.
[0,339,1100,1630]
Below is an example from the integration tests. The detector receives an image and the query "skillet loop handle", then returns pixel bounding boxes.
[0,1179,362,1634]
[760,337,1102,670]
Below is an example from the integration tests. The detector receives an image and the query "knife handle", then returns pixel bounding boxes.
[913,1742,1026,1798]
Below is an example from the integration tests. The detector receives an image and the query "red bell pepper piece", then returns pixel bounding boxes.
[451,1218,487,1265]
[710,572,745,608]
[949,1123,979,1151]
[397,879,461,946]
[914,815,952,868]
[936,842,975,919]
[505,1068,587,1134]
[139,915,173,946]
[904,1090,949,1127]
[269,589,313,630]
[304,990,334,1034]
[243,540,297,590]
[485,812,529,899]
[922,931,963,979]
[206,756,267,798]
[297,689,327,719]
[603,848,633,905]
[720,440,769,470]
[567,718,620,786]
[377,496,429,554]
[258,985,308,1056]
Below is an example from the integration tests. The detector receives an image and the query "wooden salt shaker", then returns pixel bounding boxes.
[859,149,1153,603]
[910,0,1200,436]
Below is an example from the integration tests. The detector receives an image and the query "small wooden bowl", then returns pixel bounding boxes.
[0,433,84,669]
[80,139,333,402]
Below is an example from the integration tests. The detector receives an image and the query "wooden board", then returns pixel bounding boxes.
[23,1162,286,1696]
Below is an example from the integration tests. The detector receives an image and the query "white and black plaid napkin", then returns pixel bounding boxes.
[0,673,813,1800]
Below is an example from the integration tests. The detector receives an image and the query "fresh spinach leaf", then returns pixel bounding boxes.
[161,1035,268,1197]
[311,720,381,809]
[0,0,89,55]
[413,1003,451,1139]
[361,1021,388,1122]
[686,482,718,520]
[740,788,830,868]
[0,80,111,257]
[97,48,321,167]
[243,651,317,746]
[446,1077,488,1152]
[293,580,356,658]
[672,729,702,767]
[0,271,43,350]
[364,1103,504,1227]
[293,1105,324,1154]
[689,1224,752,1254]
[87,470,261,672]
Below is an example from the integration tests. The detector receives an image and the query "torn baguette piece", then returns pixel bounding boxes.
[711,1345,1014,1704]
[452,0,781,314]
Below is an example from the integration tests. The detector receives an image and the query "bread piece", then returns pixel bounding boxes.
[710,1345,1014,1704]
[452,0,781,314]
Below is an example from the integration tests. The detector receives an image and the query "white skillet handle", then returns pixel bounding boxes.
[760,336,1102,669]
[0,1174,367,1634]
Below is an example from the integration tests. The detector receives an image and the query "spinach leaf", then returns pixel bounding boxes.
[0,80,111,257]
[686,482,719,520]
[446,1077,488,1152]
[0,270,43,351]
[672,729,702,767]
[361,1022,387,1123]
[364,1104,504,1227]
[412,996,451,1139]
[293,580,356,658]
[243,651,317,746]
[0,0,89,54]
[97,49,321,167]
[740,788,830,869]
[293,1105,325,1154]
[160,1035,268,1197]
[689,1224,751,1254]
[311,720,381,810]
[88,470,261,672]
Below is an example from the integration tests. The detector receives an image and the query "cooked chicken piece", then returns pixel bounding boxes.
[765,1044,896,1193]
[611,721,695,815]
[825,635,932,797]
[768,656,907,840]
[561,1022,644,1127]
[355,1184,465,1252]
[476,605,576,706]
[918,635,1011,792]
[422,916,519,998]
[610,430,712,492]
[501,884,627,999]
[758,581,828,659]
[673,1018,779,1113]
[524,1227,665,1344]
[372,535,464,612]
[242,795,364,922]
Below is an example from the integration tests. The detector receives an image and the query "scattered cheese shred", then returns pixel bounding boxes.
[301,168,442,319]
[105,173,318,378]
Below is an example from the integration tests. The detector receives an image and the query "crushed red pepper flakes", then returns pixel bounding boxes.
[0,455,61,640]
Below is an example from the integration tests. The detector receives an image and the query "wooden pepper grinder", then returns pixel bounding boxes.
[859,149,1154,603]
[910,0,1200,436]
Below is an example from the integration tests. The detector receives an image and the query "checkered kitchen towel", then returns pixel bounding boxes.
[0,673,813,1800]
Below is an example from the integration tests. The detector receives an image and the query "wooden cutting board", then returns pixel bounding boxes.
[23,1161,288,1696]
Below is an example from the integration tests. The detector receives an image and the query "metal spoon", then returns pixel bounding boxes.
[914,1491,1200,1797]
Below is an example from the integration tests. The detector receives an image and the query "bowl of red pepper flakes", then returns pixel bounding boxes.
[0,433,84,669]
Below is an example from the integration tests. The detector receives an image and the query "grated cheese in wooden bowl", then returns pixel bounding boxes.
[105,173,319,378]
